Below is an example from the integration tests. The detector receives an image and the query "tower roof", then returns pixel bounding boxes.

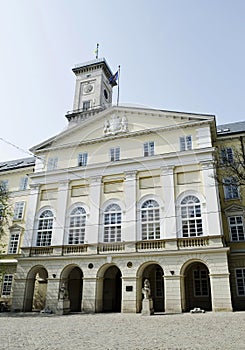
[72,57,113,79]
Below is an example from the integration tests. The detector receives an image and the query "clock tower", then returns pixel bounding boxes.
[66,58,114,124]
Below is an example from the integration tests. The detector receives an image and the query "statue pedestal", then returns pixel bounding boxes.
[56,299,70,315]
[141,298,154,316]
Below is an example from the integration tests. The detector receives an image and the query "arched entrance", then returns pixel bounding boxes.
[102,265,122,312]
[67,266,83,312]
[182,261,212,312]
[23,266,48,312]
[138,263,164,313]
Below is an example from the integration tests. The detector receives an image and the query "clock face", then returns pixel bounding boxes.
[104,89,109,100]
[83,84,94,94]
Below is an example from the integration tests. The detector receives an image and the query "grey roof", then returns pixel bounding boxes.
[0,157,35,172]
[217,121,245,135]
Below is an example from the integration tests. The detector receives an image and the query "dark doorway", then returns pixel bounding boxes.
[68,267,83,312]
[103,265,122,312]
[142,264,164,312]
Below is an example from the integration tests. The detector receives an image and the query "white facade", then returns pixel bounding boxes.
[11,58,232,313]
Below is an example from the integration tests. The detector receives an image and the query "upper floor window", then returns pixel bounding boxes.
[110,147,120,162]
[8,229,20,254]
[78,152,88,167]
[0,180,9,190]
[181,195,203,237]
[180,136,192,151]
[68,207,86,245]
[103,203,121,242]
[221,147,234,164]
[36,210,54,246]
[47,157,58,171]
[236,268,245,295]
[223,177,239,200]
[228,216,245,241]
[1,274,13,296]
[13,201,25,221]
[19,176,28,191]
[83,100,91,111]
[144,141,155,157]
[141,199,160,240]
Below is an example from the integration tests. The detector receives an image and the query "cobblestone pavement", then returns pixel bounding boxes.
[0,312,244,350]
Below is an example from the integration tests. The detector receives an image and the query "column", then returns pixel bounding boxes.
[52,180,69,247]
[200,161,223,236]
[124,171,137,244]
[121,276,137,313]
[161,166,177,247]
[82,277,97,312]
[164,274,182,313]
[87,176,102,244]
[210,273,233,312]
[23,183,40,247]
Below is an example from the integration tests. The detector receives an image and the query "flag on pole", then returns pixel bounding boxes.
[109,71,119,87]
[94,43,99,59]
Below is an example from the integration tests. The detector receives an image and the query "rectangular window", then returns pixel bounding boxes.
[19,176,28,191]
[193,269,209,296]
[180,136,192,151]
[236,268,245,295]
[1,274,13,296]
[83,100,91,111]
[229,216,245,241]
[47,157,58,171]
[223,177,239,200]
[8,230,20,254]
[78,152,88,166]
[155,268,163,297]
[144,141,155,156]
[110,147,120,161]
[221,147,233,164]
[0,180,9,190]
[13,201,25,220]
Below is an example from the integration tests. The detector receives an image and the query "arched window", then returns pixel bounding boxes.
[68,207,86,244]
[36,210,54,246]
[181,196,203,237]
[103,203,121,242]
[141,199,160,240]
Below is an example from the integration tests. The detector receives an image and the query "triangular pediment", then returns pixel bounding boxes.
[30,106,214,153]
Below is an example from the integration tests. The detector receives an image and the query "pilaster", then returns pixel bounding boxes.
[87,176,102,244]
[23,183,40,247]
[124,171,137,242]
[52,180,69,246]
[164,274,182,313]
[161,166,176,239]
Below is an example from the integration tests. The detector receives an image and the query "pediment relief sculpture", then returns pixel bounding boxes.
[103,114,128,135]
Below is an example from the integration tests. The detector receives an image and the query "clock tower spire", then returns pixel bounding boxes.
[66,57,114,124]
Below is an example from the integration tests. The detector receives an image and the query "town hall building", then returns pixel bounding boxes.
[1,57,244,314]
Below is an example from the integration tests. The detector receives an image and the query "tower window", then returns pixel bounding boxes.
[83,101,91,111]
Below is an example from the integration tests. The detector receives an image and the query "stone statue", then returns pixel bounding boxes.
[59,282,69,300]
[142,279,151,299]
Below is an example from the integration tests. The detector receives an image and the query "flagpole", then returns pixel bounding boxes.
[117,65,120,106]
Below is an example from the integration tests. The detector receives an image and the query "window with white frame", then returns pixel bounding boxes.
[1,274,13,296]
[143,141,155,157]
[8,229,20,254]
[193,269,209,296]
[221,147,234,164]
[36,210,54,246]
[236,268,245,295]
[228,216,245,241]
[180,136,192,151]
[103,203,121,242]
[141,199,160,240]
[68,207,86,244]
[181,195,203,237]
[13,201,25,220]
[223,177,239,200]
[19,176,28,191]
[47,157,58,171]
[78,152,88,167]
[110,147,120,162]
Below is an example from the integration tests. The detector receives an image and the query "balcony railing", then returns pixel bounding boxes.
[21,236,223,257]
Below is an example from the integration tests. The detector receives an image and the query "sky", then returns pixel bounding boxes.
[0,0,245,161]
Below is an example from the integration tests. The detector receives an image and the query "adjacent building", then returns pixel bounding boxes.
[0,57,244,313]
